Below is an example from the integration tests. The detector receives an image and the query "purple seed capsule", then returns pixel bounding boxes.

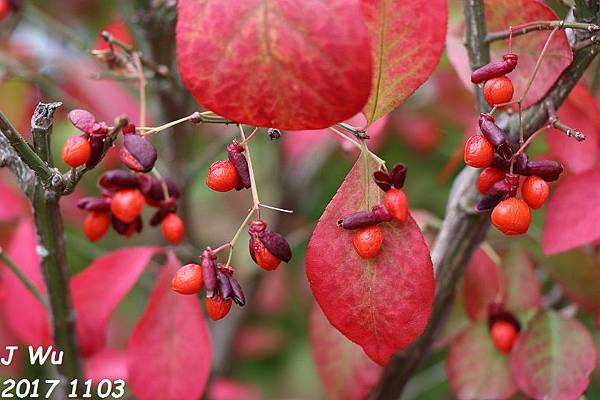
[77,196,111,212]
[149,202,177,226]
[470,54,518,84]
[99,170,140,190]
[227,143,251,189]
[229,276,246,306]
[373,170,391,192]
[111,215,141,237]
[526,160,563,182]
[337,205,392,230]
[478,113,513,160]
[216,269,233,300]
[120,133,157,173]
[248,220,292,263]
[86,135,105,169]
[514,153,529,175]
[201,249,217,298]
[390,163,407,189]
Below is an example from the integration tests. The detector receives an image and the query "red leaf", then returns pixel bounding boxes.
[176,0,372,130]
[542,250,600,310]
[127,252,211,400]
[447,0,571,108]
[542,167,600,255]
[446,322,517,400]
[1,219,50,346]
[306,159,434,365]
[546,85,599,174]
[85,349,127,382]
[361,0,447,123]
[463,247,504,321]
[503,245,541,312]
[511,311,596,400]
[0,179,25,222]
[309,305,382,400]
[71,246,162,357]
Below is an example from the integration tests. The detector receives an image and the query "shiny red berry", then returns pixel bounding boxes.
[205,293,232,320]
[477,167,506,195]
[206,160,240,192]
[353,225,383,259]
[490,321,518,353]
[521,175,549,209]
[383,188,408,222]
[161,213,184,245]
[83,212,110,242]
[464,135,494,168]
[252,240,281,271]
[62,135,91,168]
[171,264,203,295]
[483,76,514,106]
[491,197,531,235]
[110,189,145,223]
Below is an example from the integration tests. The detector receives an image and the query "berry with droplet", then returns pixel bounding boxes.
[491,197,531,235]
[483,76,514,106]
[490,320,518,353]
[110,189,145,223]
[62,135,91,168]
[161,213,184,245]
[464,135,494,168]
[171,264,203,295]
[206,160,240,192]
[83,212,110,242]
[353,225,383,259]
[521,175,549,209]
[205,293,232,320]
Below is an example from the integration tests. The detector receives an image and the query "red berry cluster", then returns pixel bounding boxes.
[487,303,520,354]
[206,142,251,192]
[471,53,518,107]
[171,250,246,321]
[77,170,184,244]
[464,114,561,235]
[338,163,409,259]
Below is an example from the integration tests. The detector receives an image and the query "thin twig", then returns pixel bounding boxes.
[101,31,170,77]
[0,248,49,310]
[486,20,600,43]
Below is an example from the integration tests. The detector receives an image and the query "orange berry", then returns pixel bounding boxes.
[206,160,240,192]
[253,240,281,271]
[491,197,531,235]
[490,321,518,353]
[62,135,91,168]
[171,264,203,295]
[110,189,145,223]
[483,76,514,106]
[464,135,494,168]
[205,293,232,320]
[477,167,506,195]
[383,188,408,222]
[161,213,185,245]
[353,225,383,259]
[521,175,549,209]
[83,212,110,242]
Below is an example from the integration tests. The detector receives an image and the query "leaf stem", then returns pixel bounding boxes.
[328,127,386,168]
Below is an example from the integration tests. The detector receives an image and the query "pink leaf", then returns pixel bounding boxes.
[446,322,517,399]
[306,159,434,365]
[1,219,50,346]
[542,167,600,255]
[176,0,372,129]
[0,179,25,222]
[546,85,599,174]
[68,109,97,134]
[85,349,127,382]
[503,245,541,312]
[447,0,572,108]
[309,305,382,400]
[127,252,211,400]
[361,0,447,123]
[71,246,162,357]
[463,247,504,321]
[511,311,596,400]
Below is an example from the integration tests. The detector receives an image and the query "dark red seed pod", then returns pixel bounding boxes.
[526,159,563,182]
[99,170,140,190]
[111,215,142,237]
[487,302,521,332]
[68,109,97,133]
[390,163,407,189]
[139,175,181,201]
[490,152,510,170]
[120,133,158,173]
[373,171,392,192]
[478,113,513,160]
[514,153,529,175]
[149,201,177,226]
[227,143,251,189]
[228,275,245,306]
[470,53,519,84]
[77,196,111,212]
[249,220,292,263]
[85,135,105,169]
[337,205,392,230]
[476,180,511,212]
[216,269,233,300]
[200,249,218,298]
